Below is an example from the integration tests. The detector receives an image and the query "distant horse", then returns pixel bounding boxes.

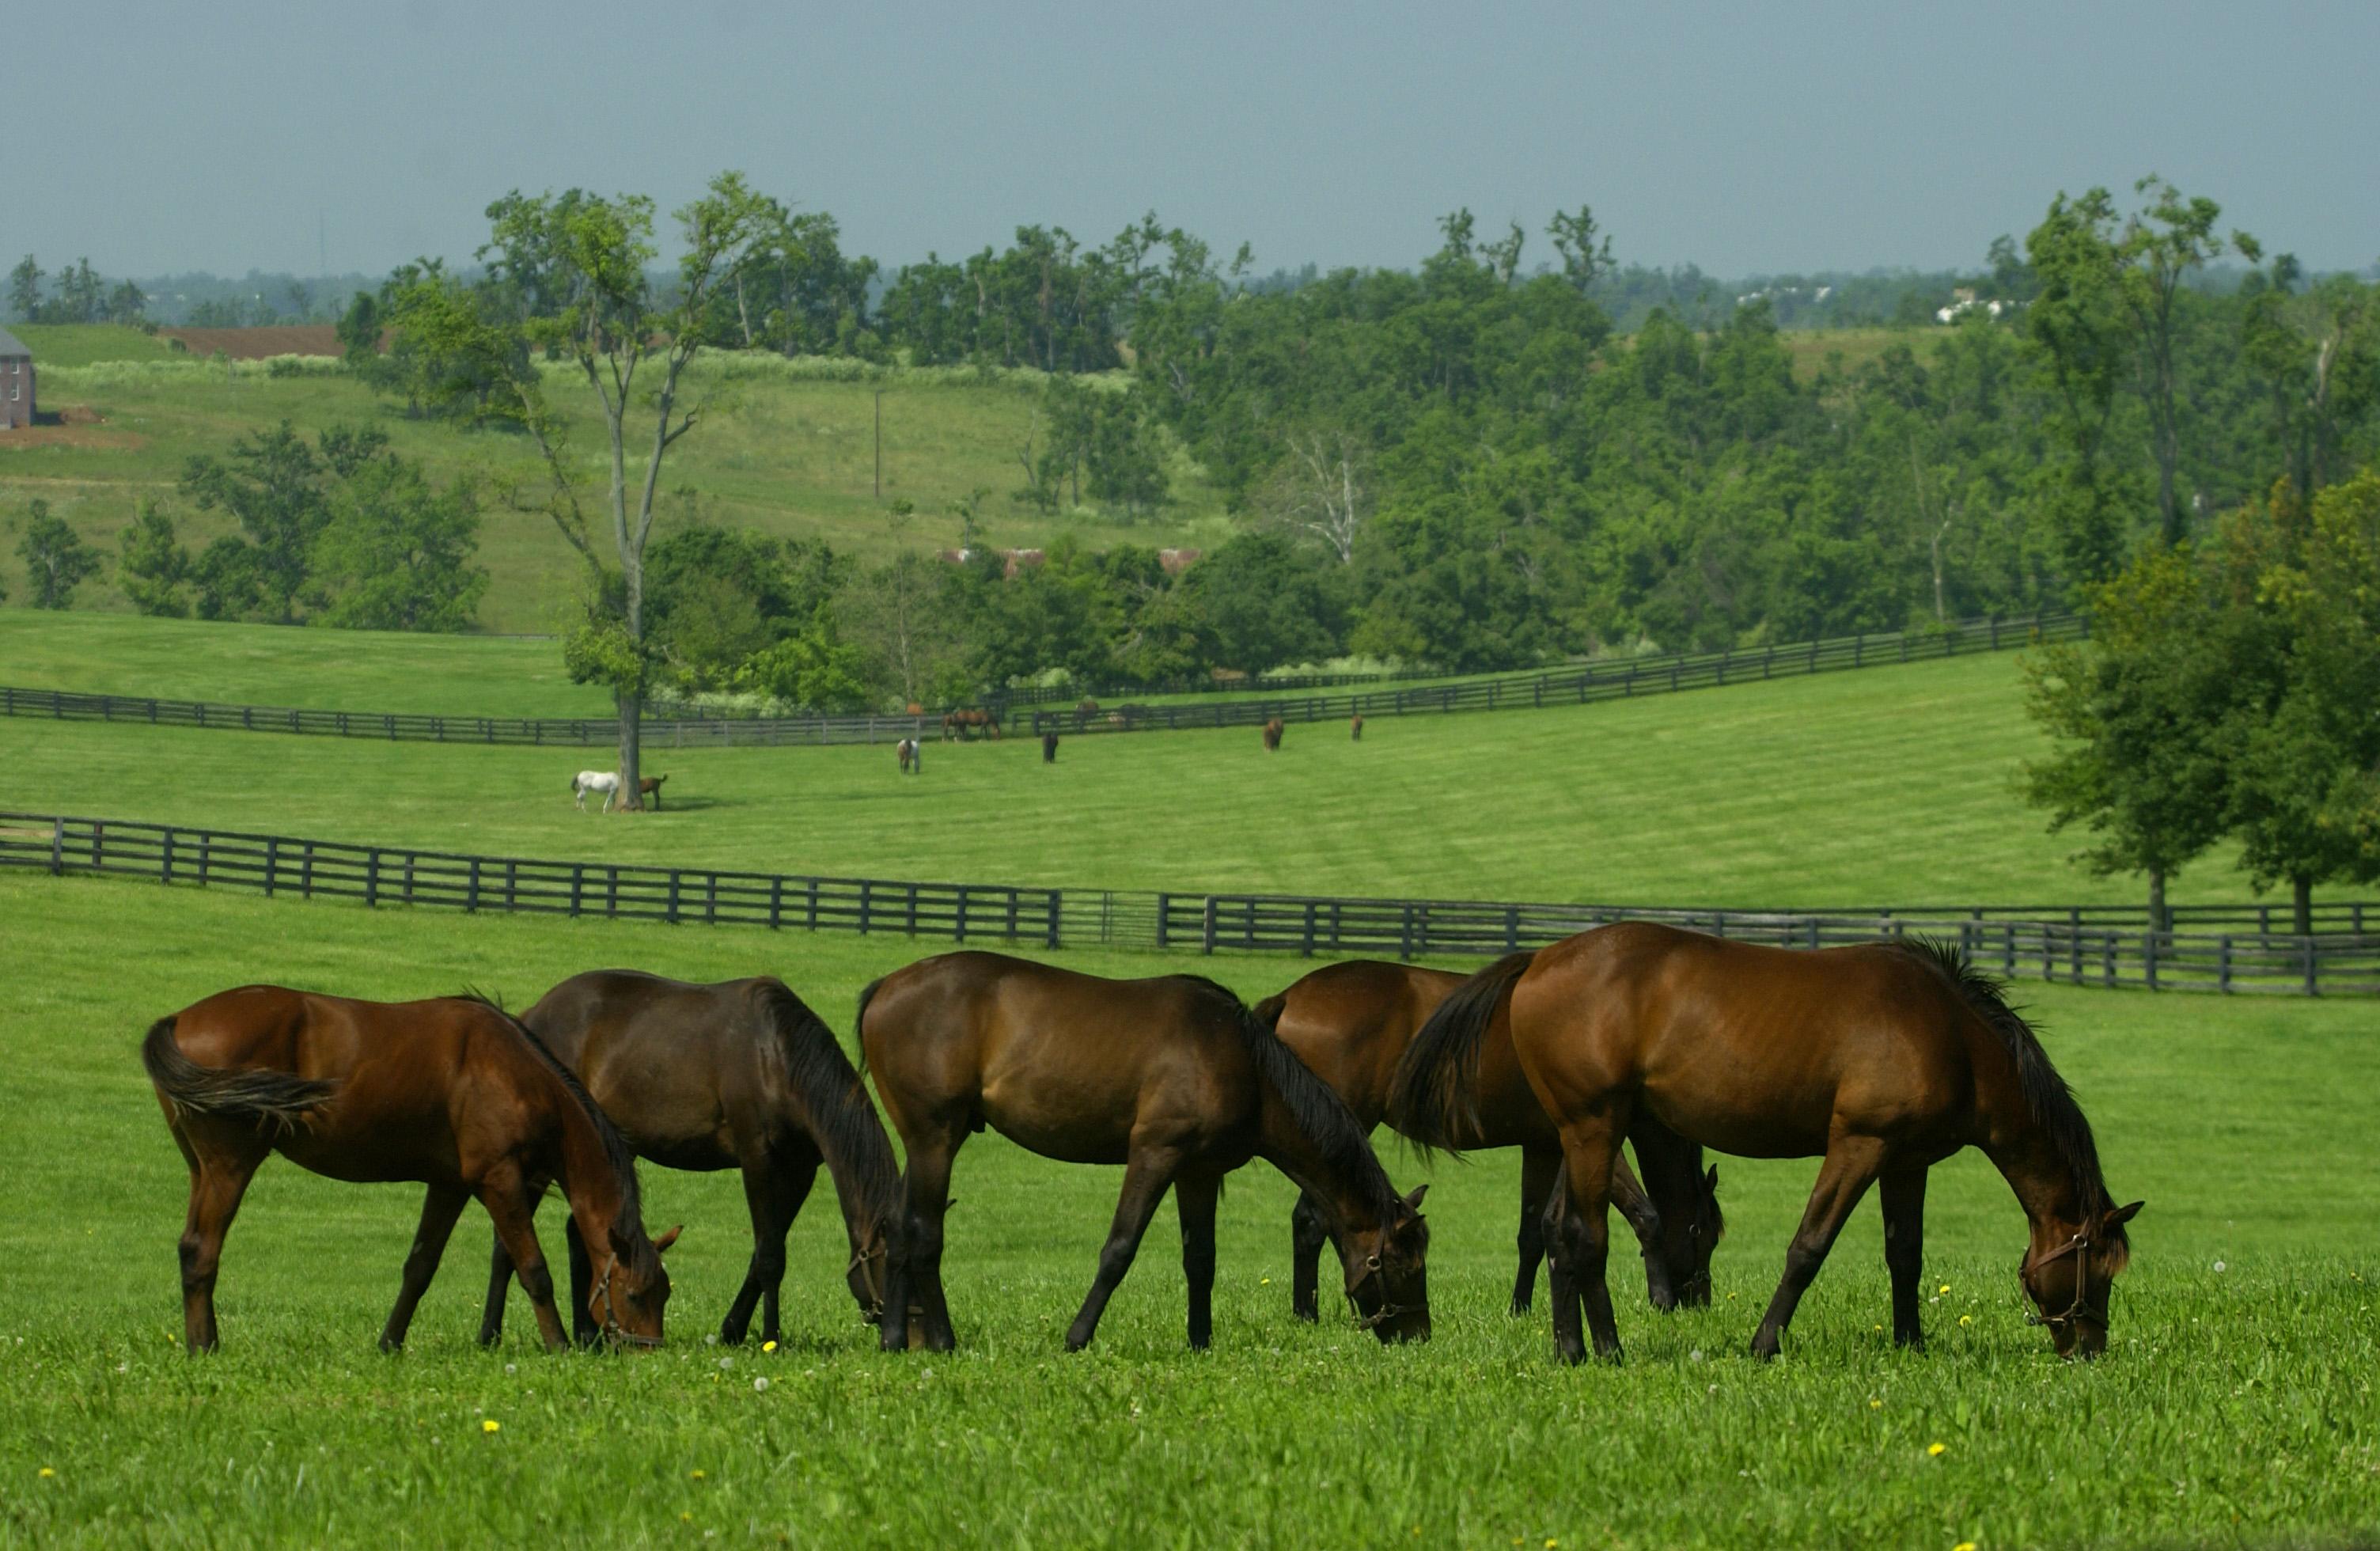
[1258,958,1719,1320]
[638,774,668,810]
[571,770,620,812]
[142,987,676,1352]
[1261,718,1285,752]
[1076,698,1101,715]
[897,738,922,775]
[1041,731,1059,763]
[480,973,901,1348]
[1350,712,1364,741]
[942,709,1002,741]
[1392,924,2142,1363]
[859,952,1432,1352]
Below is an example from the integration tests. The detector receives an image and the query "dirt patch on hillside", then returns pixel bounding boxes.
[0,404,148,451]
[159,325,343,359]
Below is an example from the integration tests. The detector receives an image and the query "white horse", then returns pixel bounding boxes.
[571,770,621,812]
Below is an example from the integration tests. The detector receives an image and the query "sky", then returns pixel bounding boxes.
[10,0,2378,283]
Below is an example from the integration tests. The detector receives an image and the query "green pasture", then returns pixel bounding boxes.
[0,645,2349,913]
[0,339,1232,632]
[0,871,2372,1548]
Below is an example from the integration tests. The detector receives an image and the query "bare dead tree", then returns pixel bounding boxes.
[1259,428,1371,563]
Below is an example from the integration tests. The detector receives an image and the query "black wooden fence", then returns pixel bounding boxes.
[7,810,2375,994]
[1034,611,2090,736]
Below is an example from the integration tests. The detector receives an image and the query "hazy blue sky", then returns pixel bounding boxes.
[13,0,2377,281]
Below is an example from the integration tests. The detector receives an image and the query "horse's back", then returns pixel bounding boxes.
[527,969,770,1167]
[1272,960,1464,1126]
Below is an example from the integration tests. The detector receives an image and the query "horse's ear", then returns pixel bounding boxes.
[1401,1183,1429,1214]
[653,1223,683,1253]
[2105,1200,2143,1230]
[1705,1164,1720,1193]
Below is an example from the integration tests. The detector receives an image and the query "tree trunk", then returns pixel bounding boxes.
[615,688,642,814]
[2147,867,2167,935]
[2293,875,2313,937]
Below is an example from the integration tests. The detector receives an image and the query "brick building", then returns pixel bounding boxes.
[0,326,32,430]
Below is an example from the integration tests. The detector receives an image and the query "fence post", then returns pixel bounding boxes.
[858,880,873,935]
[767,876,783,931]
[2305,935,2318,996]
[365,849,379,908]
[2143,927,2158,991]
[263,836,279,897]
[299,840,315,898]
[1156,892,1171,950]
[2218,935,2232,993]
[1202,897,1218,955]
[1302,901,1317,958]
[49,817,63,876]
[465,857,479,913]
[505,859,517,911]
[1045,889,1062,950]
[666,871,681,924]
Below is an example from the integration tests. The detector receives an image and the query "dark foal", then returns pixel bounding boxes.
[480,971,901,1349]
[143,987,674,1353]
[859,951,1432,1353]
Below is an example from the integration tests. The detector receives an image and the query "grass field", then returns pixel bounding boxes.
[2,871,2373,1548]
[0,330,1231,631]
[0,642,2348,914]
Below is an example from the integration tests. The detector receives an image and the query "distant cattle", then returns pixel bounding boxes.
[1261,718,1285,753]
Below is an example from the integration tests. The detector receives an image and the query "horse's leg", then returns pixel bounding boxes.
[720,1155,814,1347]
[1749,1134,1889,1361]
[379,1183,469,1353]
[885,1129,963,1353]
[1288,1190,1332,1322]
[479,1230,514,1347]
[479,1170,569,1352]
[1511,1143,1560,1316]
[1612,1142,1677,1312]
[1880,1164,1930,1351]
[563,1212,599,1347]
[1548,1104,1632,1363]
[1177,1170,1222,1350]
[1540,1164,1583,1350]
[171,1122,267,1353]
[1063,1143,1186,1352]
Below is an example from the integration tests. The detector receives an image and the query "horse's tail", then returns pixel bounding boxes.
[1387,950,1536,1156]
[1250,992,1290,1033]
[851,976,889,1077]
[756,980,900,1231]
[141,1016,338,1135]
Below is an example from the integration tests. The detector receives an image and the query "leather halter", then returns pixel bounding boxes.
[2018,1230,2097,1332]
[1343,1247,1417,1332]
[849,1245,885,1324]
[592,1252,663,1348]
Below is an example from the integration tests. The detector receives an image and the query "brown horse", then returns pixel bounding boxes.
[1261,718,1286,751]
[1392,925,2142,1363]
[1350,711,1363,741]
[859,951,1431,1352]
[478,972,901,1348]
[942,709,1002,741]
[142,987,676,1353]
[639,774,668,809]
[1259,957,1720,1320]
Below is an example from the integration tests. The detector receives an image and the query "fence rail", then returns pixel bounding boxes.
[6,811,2374,995]
[1035,611,2090,736]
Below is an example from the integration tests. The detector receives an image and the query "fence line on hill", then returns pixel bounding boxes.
[1031,611,2089,736]
[7,811,2374,995]
[0,610,2086,750]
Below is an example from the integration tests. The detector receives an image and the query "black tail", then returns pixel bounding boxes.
[851,976,889,1077]
[1386,950,1535,1155]
[757,980,900,1230]
[1251,992,1289,1033]
[140,1016,338,1135]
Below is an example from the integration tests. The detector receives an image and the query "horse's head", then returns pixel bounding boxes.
[1339,1184,1431,1343]
[846,1214,892,1322]
[2019,1200,2141,1359]
[590,1222,679,1348]
[1651,1163,1726,1309]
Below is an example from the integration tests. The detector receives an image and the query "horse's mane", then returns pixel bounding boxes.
[459,990,650,1265]
[1895,940,2124,1248]
[754,979,900,1230]
[1178,974,1403,1227]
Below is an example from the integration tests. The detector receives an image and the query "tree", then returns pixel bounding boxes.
[310,457,489,631]
[2119,176,2256,546]
[2241,261,2380,502]
[118,502,193,616]
[481,173,788,809]
[1547,207,1613,294]
[1256,427,1371,563]
[2019,543,2234,927]
[6,256,39,321]
[17,500,103,609]
[179,422,361,622]
[2023,190,2134,586]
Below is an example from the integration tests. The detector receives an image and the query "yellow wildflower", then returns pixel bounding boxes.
[1927,1443,1946,1458]
[481,1419,501,1435]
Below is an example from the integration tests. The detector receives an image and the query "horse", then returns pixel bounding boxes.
[1390,923,2141,1363]
[1261,718,1285,752]
[1350,712,1364,741]
[1041,730,1059,763]
[858,951,1431,1352]
[571,770,620,812]
[897,738,922,776]
[639,774,668,810]
[942,709,1002,741]
[141,987,677,1353]
[479,972,900,1348]
[1257,957,1720,1321]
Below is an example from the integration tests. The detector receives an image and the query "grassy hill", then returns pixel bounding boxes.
[0,641,2333,914]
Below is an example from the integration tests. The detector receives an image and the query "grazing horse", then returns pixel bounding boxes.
[142,987,676,1352]
[638,774,668,810]
[1258,958,1720,1320]
[859,952,1431,1352]
[1350,711,1364,741]
[1391,924,2142,1363]
[897,738,922,776]
[571,770,621,812]
[942,709,1002,741]
[1261,718,1286,751]
[480,972,900,1348]
[1041,731,1059,763]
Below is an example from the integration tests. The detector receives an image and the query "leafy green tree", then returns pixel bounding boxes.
[733,615,870,710]
[118,502,193,617]
[2240,260,2380,502]
[179,422,359,622]
[2023,190,2135,586]
[2119,176,2257,546]
[6,256,40,321]
[2020,542,2234,927]
[17,500,103,609]
[1174,532,1344,675]
[311,458,489,631]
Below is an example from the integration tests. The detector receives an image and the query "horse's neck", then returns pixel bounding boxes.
[1256,1095,1381,1238]
[801,1089,893,1247]
[540,1068,628,1252]
[1981,1099,2086,1246]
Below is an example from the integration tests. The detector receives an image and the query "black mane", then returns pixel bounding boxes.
[459,990,650,1262]
[756,979,900,1229]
